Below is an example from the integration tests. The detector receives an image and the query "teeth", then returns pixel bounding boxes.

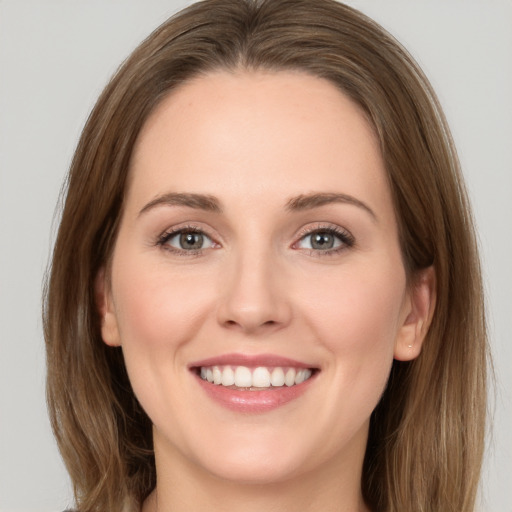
[221,366,235,386]
[285,368,296,387]
[270,367,285,387]
[234,366,252,387]
[252,367,271,388]
[212,366,222,385]
[198,365,314,388]
[299,369,312,384]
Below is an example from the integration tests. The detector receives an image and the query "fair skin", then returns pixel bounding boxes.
[97,70,435,512]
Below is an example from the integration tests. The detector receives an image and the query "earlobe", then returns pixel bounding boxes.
[394,266,436,361]
[95,267,121,347]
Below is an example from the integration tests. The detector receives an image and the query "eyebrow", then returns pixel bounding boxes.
[285,192,377,221]
[138,192,222,216]
[138,191,376,220]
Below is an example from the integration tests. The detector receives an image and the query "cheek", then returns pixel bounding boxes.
[293,258,406,438]
[112,258,214,352]
[297,257,406,371]
[109,256,220,425]
[109,257,217,421]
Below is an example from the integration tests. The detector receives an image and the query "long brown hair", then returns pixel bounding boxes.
[43,1,488,510]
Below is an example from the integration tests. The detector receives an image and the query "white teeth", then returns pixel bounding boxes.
[295,369,312,384]
[285,368,296,386]
[270,367,285,387]
[212,366,222,385]
[252,367,271,388]
[199,365,314,388]
[221,366,235,386]
[295,369,305,384]
[234,366,252,387]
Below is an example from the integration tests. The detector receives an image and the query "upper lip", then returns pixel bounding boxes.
[189,353,318,370]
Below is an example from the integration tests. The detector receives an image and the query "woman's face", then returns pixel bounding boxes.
[99,71,429,485]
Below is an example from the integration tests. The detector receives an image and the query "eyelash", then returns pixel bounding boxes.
[156,225,216,256]
[156,224,355,256]
[293,225,355,256]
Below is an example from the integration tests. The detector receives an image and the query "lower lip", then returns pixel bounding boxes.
[194,372,317,413]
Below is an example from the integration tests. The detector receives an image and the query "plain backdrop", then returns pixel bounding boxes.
[0,1,510,511]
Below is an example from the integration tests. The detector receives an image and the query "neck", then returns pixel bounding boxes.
[142,436,370,512]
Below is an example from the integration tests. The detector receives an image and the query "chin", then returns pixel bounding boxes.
[200,451,306,486]
[184,423,341,487]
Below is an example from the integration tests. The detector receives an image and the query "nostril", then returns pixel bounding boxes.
[223,319,278,329]
[218,298,292,333]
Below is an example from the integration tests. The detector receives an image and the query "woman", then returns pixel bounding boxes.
[43,1,488,511]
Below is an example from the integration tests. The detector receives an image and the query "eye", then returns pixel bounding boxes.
[159,228,216,252]
[295,227,354,252]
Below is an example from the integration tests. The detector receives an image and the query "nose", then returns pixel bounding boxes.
[216,248,292,335]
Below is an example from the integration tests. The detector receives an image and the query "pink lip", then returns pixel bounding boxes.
[194,373,317,413]
[189,353,319,413]
[189,352,315,369]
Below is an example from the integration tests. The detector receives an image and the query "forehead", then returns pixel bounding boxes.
[127,70,392,220]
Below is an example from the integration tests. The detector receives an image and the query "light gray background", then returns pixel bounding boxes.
[0,1,510,511]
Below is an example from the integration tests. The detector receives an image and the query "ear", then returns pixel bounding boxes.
[394,266,436,361]
[95,267,121,347]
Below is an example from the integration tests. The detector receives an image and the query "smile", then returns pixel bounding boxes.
[198,365,313,389]
[190,354,319,413]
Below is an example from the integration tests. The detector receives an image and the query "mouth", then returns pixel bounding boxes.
[189,354,319,412]
[194,365,315,390]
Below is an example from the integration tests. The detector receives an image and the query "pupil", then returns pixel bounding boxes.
[311,232,333,250]
[180,232,203,250]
